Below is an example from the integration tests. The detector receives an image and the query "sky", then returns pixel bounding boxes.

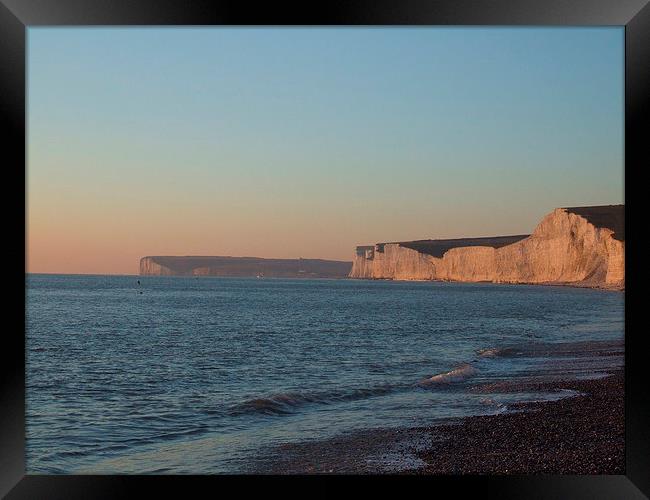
[27,27,624,275]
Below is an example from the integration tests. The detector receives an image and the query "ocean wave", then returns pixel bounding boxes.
[474,340,624,361]
[229,384,399,417]
[229,393,315,416]
[417,363,477,386]
[476,347,518,358]
[230,347,524,417]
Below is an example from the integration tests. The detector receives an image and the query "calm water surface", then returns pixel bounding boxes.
[26,275,624,473]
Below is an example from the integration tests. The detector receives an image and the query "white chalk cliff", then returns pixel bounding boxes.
[349,206,624,290]
[139,256,352,278]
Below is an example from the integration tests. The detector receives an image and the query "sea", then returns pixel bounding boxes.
[26,274,624,473]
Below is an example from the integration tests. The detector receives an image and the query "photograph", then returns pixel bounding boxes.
[25,26,625,475]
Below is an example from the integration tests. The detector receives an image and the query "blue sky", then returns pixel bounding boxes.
[27,28,624,273]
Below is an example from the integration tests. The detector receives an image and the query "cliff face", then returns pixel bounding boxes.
[140,256,352,278]
[349,205,624,289]
[139,257,175,276]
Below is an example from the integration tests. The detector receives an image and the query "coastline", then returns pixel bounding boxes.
[346,276,625,292]
[349,206,624,290]
[249,370,624,474]
[28,273,624,292]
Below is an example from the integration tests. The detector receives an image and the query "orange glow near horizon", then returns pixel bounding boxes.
[27,28,623,275]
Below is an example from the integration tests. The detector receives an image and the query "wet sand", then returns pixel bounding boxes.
[250,371,623,474]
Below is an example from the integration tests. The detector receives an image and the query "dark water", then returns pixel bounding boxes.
[26,274,624,473]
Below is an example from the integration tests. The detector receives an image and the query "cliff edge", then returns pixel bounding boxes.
[140,256,352,278]
[349,205,624,290]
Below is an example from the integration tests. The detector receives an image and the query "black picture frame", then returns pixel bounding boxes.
[2,0,647,497]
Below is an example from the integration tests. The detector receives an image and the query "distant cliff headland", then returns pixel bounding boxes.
[140,256,352,278]
[140,205,623,288]
[350,205,624,290]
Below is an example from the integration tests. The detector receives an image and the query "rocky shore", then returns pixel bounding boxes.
[250,371,624,474]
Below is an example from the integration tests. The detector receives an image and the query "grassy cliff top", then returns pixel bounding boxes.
[564,205,624,241]
[396,235,530,258]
